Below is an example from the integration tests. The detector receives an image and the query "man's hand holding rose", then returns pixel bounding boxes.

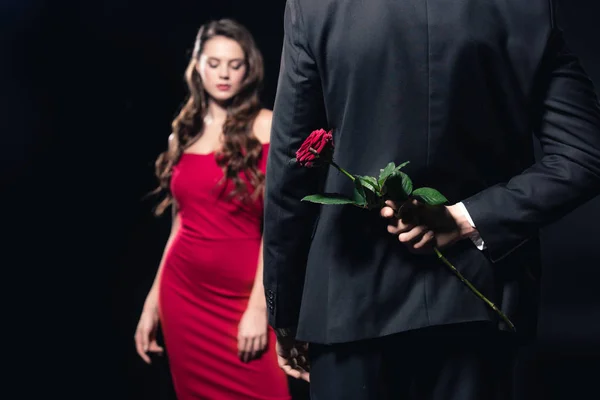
[380,199,476,253]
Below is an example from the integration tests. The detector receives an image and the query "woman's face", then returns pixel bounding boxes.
[197,35,247,102]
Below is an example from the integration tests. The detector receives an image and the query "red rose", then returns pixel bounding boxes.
[296,129,334,167]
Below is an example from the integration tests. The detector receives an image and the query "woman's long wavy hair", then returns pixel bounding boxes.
[152,19,265,216]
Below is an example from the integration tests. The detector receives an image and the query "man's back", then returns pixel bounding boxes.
[301,0,550,189]
[264,0,600,345]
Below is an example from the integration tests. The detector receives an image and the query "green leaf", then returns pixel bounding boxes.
[394,161,410,171]
[383,171,413,201]
[356,175,380,195]
[411,187,448,206]
[400,171,413,197]
[301,194,357,205]
[378,162,396,186]
[352,179,368,207]
[364,189,382,209]
[378,161,410,187]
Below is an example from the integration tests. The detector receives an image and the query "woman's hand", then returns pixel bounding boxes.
[134,301,164,364]
[237,306,268,363]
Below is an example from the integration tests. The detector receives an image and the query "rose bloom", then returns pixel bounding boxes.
[296,129,334,167]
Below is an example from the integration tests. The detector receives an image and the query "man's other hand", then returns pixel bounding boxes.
[276,337,310,382]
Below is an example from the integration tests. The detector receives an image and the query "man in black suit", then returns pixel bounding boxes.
[263,0,600,398]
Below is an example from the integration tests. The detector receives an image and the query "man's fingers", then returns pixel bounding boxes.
[277,355,288,369]
[300,370,310,383]
[383,198,424,229]
[398,225,428,243]
[381,199,401,219]
[385,200,398,210]
[413,230,435,249]
[289,347,299,358]
[278,355,298,373]
[297,354,310,372]
[387,221,415,235]
[290,366,310,382]
[276,342,311,382]
[402,226,439,255]
[280,363,310,382]
[281,364,301,378]
[382,199,456,253]
[381,206,396,218]
[297,354,308,365]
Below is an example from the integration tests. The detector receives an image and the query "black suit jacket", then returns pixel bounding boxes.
[263,0,600,344]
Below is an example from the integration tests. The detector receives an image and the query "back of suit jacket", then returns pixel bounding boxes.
[263,0,600,344]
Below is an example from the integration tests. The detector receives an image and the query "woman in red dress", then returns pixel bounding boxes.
[134,19,291,400]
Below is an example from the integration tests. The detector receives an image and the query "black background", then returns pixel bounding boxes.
[2,1,599,398]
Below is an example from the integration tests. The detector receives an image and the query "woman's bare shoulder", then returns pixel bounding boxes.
[253,109,273,144]
[167,133,178,158]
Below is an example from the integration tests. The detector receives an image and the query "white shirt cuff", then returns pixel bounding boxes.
[456,202,486,251]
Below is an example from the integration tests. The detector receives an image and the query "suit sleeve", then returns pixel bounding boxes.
[463,27,600,262]
[263,0,327,329]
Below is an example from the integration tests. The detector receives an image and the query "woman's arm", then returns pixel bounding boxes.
[236,110,273,362]
[247,109,272,311]
[144,133,181,310]
[143,205,180,311]
[135,134,181,363]
[247,239,267,311]
[237,238,270,362]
